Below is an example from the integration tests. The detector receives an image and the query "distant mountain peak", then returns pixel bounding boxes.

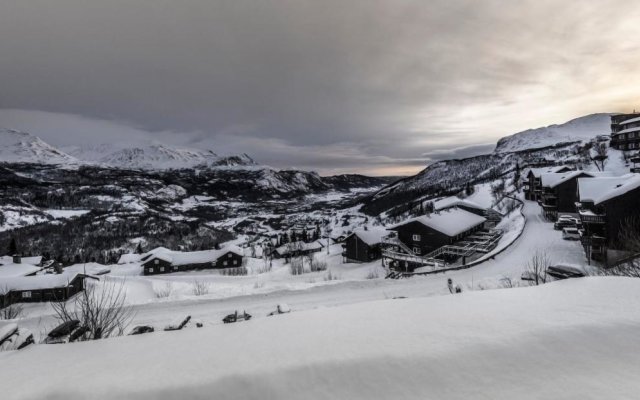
[0,128,78,165]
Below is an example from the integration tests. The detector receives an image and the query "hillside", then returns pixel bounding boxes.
[495,113,611,153]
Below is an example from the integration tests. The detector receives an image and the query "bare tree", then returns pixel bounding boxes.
[525,250,551,285]
[590,142,608,171]
[52,279,134,341]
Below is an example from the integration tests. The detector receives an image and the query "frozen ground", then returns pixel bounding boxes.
[1,277,639,399]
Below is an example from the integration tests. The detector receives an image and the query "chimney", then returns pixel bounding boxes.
[13,255,21,264]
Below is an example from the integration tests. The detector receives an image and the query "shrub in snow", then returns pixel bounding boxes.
[154,282,174,298]
[524,249,551,286]
[192,280,210,296]
[323,271,340,281]
[289,259,305,275]
[309,257,327,272]
[366,268,380,280]
[0,304,24,320]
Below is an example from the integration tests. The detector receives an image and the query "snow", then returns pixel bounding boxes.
[617,115,640,125]
[346,227,388,246]
[577,174,640,205]
[1,277,640,399]
[0,129,78,165]
[388,208,486,237]
[141,246,243,267]
[616,126,640,135]
[0,264,42,278]
[539,170,596,188]
[61,263,111,276]
[495,113,611,153]
[0,256,42,266]
[433,196,484,211]
[0,273,81,292]
[43,209,91,219]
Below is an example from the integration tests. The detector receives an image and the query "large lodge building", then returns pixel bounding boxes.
[610,112,640,151]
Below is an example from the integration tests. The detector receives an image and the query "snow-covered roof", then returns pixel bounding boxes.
[388,208,486,237]
[346,227,388,246]
[275,241,323,254]
[433,197,485,212]
[117,253,142,264]
[143,246,243,266]
[62,263,111,276]
[0,273,83,293]
[540,171,596,189]
[578,174,640,205]
[0,255,42,266]
[615,126,640,135]
[525,165,573,178]
[618,116,640,126]
[0,263,42,278]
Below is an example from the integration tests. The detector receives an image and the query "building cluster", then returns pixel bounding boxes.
[341,197,503,272]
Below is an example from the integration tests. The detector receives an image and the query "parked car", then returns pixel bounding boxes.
[129,325,155,335]
[268,304,291,316]
[554,217,578,230]
[562,227,581,240]
[223,311,252,324]
[547,264,585,280]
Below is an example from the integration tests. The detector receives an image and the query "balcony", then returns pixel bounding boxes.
[579,210,605,224]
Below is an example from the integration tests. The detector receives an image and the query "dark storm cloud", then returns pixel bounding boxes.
[1,0,640,174]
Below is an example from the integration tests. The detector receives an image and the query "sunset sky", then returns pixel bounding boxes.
[1,0,639,175]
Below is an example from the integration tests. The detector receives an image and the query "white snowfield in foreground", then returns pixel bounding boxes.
[2,277,640,400]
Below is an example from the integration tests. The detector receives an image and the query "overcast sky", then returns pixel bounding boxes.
[1,0,639,176]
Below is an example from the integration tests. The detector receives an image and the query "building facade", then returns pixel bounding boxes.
[610,113,640,151]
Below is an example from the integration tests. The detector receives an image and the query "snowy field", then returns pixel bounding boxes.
[2,277,640,399]
[3,198,587,343]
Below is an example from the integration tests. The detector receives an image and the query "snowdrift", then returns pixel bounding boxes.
[1,277,640,399]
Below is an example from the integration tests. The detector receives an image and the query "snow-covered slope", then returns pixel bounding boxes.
[495,113,611,153]
[65,143,256,170]
[0,129,78,164]
[1,278,639,399]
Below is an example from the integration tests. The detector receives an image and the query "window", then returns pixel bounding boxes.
[160,267,165,272]
[148,268,154,273]
[228,253,232,258]
[223,261,228,266]
[22,291,32,298]
[413,247,421,255]
[233,260,237,266]
[412,234,421,241]
[154,259,159,265]
[173,266,178,271]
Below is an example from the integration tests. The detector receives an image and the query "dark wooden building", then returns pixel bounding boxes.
[577,174,640,264]
[610,113,640,151]
[141,247,244,275]
[272,241,323,259]
[0,273,92,309]
[522,166,573,201]
[539,171,596,219]
[342,227,386,263]
[387,209,487,258]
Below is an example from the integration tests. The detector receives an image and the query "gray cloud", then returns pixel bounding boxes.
[1,0,640,175]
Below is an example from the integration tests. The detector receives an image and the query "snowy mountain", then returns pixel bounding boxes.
[494,113,611,153]
[0,129,78,165]
[64,143,256,170]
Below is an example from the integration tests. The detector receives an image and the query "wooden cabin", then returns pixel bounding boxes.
[342,227,386,263]
[522,166,573,201]
[387,209,487,257]
[0,273,92,309]
[577,174,640,264]
[610,113,640,151]
[141,246,244,275]
[539,171,599,220]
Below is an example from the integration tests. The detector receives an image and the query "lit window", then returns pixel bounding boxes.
[412,234,421,241]
[22,291,31,298]
[413,247,421,255]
